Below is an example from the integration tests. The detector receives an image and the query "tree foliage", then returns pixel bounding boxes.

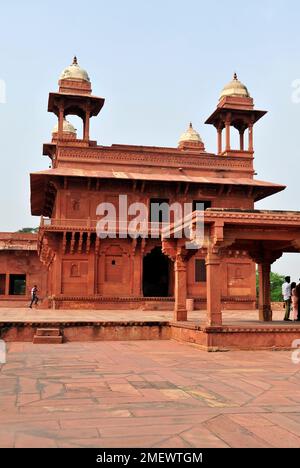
[17,227,39,233]
[256,270,285,302]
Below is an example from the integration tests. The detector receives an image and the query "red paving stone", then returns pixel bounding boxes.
[1,340,300,447]
[0,307,295,325]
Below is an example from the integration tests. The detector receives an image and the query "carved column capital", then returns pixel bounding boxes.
[174,253,187,270]
[161,238,176,262]
[250,250,282,265]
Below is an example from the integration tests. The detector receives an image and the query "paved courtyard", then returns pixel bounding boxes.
[1,340,300,447]
[0,307,293,325]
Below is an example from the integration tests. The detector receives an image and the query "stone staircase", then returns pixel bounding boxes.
[33,328,63,344]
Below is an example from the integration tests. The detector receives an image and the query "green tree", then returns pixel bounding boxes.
[256,270,285,301]
[17,227,39,233]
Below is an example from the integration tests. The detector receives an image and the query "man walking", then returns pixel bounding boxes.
[29,285,39,309]
[282,276,292,321]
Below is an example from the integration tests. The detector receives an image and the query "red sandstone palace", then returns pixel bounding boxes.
[1,58,300,326]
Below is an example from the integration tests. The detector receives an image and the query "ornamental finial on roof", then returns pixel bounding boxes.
[72,56,78,65]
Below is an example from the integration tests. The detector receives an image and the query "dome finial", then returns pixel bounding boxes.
[178,122,204,146]
[219,73,250,100]
[60,57,90,82]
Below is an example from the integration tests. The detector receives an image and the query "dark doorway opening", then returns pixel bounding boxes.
[0,274,5,295]
[9,274,26,295]
[193,200,211,211]
[143,247,172,297]
[149,198,169,223]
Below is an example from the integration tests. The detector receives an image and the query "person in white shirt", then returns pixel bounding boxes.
[282,276,292,321]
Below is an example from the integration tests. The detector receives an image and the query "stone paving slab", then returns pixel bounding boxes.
[1,340,300,447]
[0,307,297,326]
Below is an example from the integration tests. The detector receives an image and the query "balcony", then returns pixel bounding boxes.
[40,217,168,237]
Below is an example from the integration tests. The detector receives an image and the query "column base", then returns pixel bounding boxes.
[259,306,272,322]
[174,309,187,322]
[206,314,222,327]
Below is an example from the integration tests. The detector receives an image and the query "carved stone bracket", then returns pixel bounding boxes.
[249,249,283,265]
[40,237,55,268]
[162,239,197,263]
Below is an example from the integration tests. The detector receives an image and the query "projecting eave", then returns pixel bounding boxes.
[48,92,105,118]
[205,108,267,127]
[30,167,285,215]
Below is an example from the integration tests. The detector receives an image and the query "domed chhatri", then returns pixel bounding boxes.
[220,73,250,100]
[178,123,205,150]
[52,118,76,134]
[52,118,77,139]
[179,122,202,143]
[60,56,90,82]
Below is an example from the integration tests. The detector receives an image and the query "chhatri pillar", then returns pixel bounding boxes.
[217,124,222,155]
[225,113,231,152]
[205,249,222,326]
[239,129,244,150]
[248,122,254,152]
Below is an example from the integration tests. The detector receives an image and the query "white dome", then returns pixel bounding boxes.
[59,56,90,82]
[220,73,250,99]
[179,122,203,144]
[52,118,76,134]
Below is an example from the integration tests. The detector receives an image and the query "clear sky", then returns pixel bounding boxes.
[0,0,299,278]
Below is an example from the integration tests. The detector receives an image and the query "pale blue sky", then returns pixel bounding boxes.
[0,0,299,277]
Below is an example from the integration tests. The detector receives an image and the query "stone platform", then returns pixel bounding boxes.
[0,308,300,350]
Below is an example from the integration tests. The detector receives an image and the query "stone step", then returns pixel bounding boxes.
[36,328,60,337]
[33,335,63,344]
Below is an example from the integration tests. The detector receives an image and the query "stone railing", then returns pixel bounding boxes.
[40,217,168,236]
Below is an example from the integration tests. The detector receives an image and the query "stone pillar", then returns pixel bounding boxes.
[5,273,9,296]
[174,254,187,321]
[83,110,90,141]
[217,127,222,154]
[239,130,244,151]
[87,248,95,295]
[206,251,222,326]
[258,262,272,321]
[58,105,64,139]
[140,239,146,296]
[132,249,141,296]
[53,251,62,295]
[225,116,231,152]
[248,123,254,152]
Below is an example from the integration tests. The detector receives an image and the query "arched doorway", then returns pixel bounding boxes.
[143,247,173,297]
